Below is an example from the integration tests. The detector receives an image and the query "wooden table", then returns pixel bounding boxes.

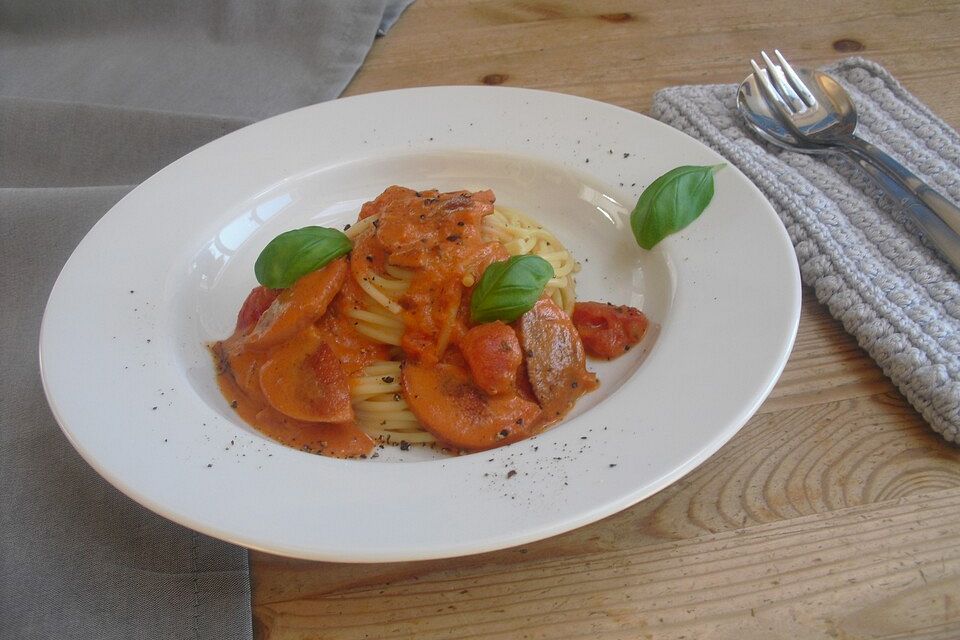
[251,2,960,637]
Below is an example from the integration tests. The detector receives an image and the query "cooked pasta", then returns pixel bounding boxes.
[338,202,579,446]
[350,361,436,444]
[212,186,641,459]
[481,206,579,315]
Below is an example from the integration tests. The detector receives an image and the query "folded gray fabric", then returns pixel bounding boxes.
[652,57,960,443]
[0,0,411,119]
[0,2,412,638]
[0,100,254,640]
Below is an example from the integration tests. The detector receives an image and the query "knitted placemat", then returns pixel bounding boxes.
[651,57,960,443]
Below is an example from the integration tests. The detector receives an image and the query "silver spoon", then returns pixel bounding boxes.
[746,54,960,239]
[737,65,960,271]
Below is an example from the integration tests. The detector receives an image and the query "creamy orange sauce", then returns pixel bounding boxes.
[213,342,373,457]
[212,257,388,458]
[359,187,509,365]
[212,186,603,457]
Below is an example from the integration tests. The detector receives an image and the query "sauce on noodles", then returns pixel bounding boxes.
[212,186,647,457]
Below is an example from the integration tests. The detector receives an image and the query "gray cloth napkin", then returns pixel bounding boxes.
[0,0,411,119]
[0,2,412,639]
[651,57,960,443]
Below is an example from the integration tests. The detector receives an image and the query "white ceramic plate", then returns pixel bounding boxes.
[40,87,800,561]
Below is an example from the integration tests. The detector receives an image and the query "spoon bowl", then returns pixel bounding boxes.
[737,57,960,271]
[736,71,832,153]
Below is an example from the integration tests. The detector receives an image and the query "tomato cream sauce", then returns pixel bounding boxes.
[358,187,509,365]
[212,185,641,458]
[212,258,385,458]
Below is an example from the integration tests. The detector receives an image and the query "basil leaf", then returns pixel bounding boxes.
[630,164,724,250]
[470,255,554,324]
[254,226,352,288]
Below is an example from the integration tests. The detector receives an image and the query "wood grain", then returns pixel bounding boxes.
[762,290,892,412]
[250,379,960,610]
[346,0,960,127]
[255,490,960,639]
[253,1,960,637]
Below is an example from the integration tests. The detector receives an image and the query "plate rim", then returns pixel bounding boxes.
[39,85,802,561]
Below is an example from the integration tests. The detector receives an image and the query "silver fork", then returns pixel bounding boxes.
[747,50,960,271]
[752,51,817,116]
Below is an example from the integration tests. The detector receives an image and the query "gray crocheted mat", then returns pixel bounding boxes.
[651,57,960,443]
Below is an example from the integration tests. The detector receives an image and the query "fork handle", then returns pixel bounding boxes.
[842,135,960,239]
[840,146,960,273]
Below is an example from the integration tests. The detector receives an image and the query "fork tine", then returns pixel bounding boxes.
[760,50,806,112]
[774,49,817,106]
[750,58,800,129]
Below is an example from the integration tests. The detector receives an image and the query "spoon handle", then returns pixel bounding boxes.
[842,135,960,239]
[841,147,960,273]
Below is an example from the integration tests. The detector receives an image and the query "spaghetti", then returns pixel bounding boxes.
[342,202,579,444]
[481,206,579,315]
[212,186,634,458]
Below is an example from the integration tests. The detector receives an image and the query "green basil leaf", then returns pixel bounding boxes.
[470,255,554,324]
[630,164,724,250]
[254,226,352,288]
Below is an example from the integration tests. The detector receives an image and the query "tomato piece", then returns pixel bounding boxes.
[235,286,280,333]
[459,321,522,395]
[571,302,649,360]
[259,326,353,423]
[245,258,348,349]
[402,362,541,451]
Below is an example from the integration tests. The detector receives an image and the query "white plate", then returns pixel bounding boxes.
[40,87,800,561]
